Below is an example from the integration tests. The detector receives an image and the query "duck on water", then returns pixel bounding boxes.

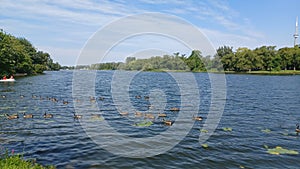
[73,112,82,119]
[23,113,33,119]
[5,114,19,120]
[44,112,53,118]
[296,123,300,133]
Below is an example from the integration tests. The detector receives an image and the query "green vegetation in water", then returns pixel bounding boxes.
[201,144,209,149]
[222,127,233,132]
[282,133,289,136]
[200,129,208,133]
[134,121,153,127]
[91,116,104,121]
[263,145,269,149]
[261,129,271,133]
[0,150,55,169]
[266,146,298,155]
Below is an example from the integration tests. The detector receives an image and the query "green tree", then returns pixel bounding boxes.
[0,29,60,75]
[217,46,234,71]
[292,47,300,70]
[126,57,136,64]
[0,33,16,75]
[185,50,206,71]
[278,47,292,70]
[234,48,253,71]
[254,46,276,71]
[217,46,234,58]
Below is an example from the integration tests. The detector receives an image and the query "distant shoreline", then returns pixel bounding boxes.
[160,69,300,75]
[67,69,300,75]
[221,70,300,75]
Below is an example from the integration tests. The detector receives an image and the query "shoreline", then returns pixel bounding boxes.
[154,69,300,75]
[221,70,300,75]
[67,69,300,75]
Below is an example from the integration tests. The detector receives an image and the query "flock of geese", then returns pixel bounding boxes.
[5,112,53,119]
[2,94,85,120]
[1,94,203,126]
[119,106,203,126]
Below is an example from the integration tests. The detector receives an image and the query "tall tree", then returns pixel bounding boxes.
[292,47,300,70]
[234,48,253,72]
[277,47,292,70]
[217,46,234,71]
[254,46,276,71]
[217,46,234,58]
[0,29,60,76]
[185,50,206,71]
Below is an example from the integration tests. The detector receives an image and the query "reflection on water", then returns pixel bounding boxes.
[0,71,300,168]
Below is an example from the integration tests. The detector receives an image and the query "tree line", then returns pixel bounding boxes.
[0,29,61,77]
[90,51,207,71]
[217,45,300,72]
[89,45,300,72]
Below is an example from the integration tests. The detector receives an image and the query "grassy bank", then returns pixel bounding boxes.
[131,69,300,75]
[0,151,55,169]
[222,70,300,75]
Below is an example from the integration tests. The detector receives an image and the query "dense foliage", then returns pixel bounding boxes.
[90,45,300,72]
[90,51,207,71]
[0,29,60,76]
[0,155,55,169]
[217,45,300,71]
[0,149,55,169]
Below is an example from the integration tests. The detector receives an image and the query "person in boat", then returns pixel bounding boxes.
[3,75,6,80]
[9,75,14,79]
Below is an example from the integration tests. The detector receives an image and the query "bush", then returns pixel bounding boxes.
[0,149,55,169]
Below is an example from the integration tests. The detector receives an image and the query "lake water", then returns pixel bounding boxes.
[1,71,300,168]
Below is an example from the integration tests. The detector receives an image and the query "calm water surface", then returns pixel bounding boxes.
[0,71,300,169]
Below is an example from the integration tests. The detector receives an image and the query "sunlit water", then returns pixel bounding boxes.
[0,71,300,168]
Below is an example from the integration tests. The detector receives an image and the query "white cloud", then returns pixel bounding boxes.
[143,0,265,40]
[0,0,266,65]
[138,0,185,5]
[38,45,80,66]
[201,28,266,51]
[0,0,119,26]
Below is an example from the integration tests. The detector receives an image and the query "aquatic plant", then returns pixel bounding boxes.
[266,146,298,155]
[134,121,153,127]
[91,115,104,121]
[261,129,271,133]
[200,129,208,133]
[201,144,209,149]
[222,127,232,132]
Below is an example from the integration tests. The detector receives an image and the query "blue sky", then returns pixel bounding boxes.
[1,0,299,65]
